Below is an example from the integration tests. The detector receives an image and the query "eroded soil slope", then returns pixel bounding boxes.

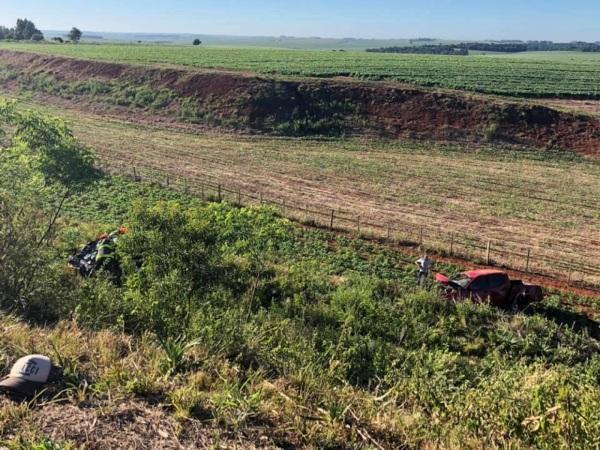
[1,49,599,155]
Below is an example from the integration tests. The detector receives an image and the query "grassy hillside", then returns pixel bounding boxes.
[1,102,600,448]
[4,174,600,449]
[2,42,600,98]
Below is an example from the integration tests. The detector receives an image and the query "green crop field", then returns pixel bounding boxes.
[2,42,600,98]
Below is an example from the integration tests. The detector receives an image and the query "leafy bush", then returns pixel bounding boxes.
[0,100,97,320]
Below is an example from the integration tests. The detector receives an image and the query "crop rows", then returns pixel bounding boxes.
[100,158,600,288]
[2,43,600,98]
[71,123,598,284]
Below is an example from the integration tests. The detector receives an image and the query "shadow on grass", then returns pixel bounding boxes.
[526,304,600,340]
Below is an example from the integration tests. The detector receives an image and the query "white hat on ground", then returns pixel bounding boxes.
[0,355,53,397]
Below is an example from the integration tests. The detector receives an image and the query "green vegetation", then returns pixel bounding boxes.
[0,99,97,317]
[367,42,584,55]
[367,41,600,55]
[2,102,600,448]
[0,69,176,110]
[366,44,469,55]
[1,68,358,135]
[0,19,44,41]
[2,42,600,97]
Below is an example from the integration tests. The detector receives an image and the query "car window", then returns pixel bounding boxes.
[487,274,508,289]
[454,275,471,288]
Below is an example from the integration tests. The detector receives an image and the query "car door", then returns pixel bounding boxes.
[485,274,511,306]
[468,276,489,302]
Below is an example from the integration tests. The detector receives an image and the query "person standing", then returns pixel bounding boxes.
[416,253,433,287]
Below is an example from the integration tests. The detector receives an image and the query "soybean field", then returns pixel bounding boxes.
[2,42,600,98]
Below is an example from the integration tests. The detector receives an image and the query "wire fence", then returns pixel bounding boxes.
[100,159,600,292]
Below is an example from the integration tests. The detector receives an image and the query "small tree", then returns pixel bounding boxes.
[68,27,82,43]
[14,18,42,40]
[52,37,64,43]
[193,38,202,46]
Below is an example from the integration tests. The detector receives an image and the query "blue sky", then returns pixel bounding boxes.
[0,0,598,41]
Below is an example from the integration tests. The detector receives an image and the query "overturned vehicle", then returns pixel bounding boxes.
[435,269,543,309]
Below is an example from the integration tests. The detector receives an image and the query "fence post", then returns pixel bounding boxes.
[282,200,286,216]
[237,189,241,205]
[133,166,138,181]
[330,209,335,230]
[450,233,454,256]
[201,184,205,201]
[357,216,361,234]
[525,249,531,273]
[260,191,264,204]
[486,240,491,265]
[166,175,170,187]
[419,227,423,246]
[387,227,391,242]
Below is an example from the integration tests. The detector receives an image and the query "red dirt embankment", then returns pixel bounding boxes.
[1,49,600,155]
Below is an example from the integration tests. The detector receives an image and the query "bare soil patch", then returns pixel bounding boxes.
[0,397,283,449]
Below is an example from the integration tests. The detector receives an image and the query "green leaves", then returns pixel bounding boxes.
[0,99,98,190]
[0,100,99,317]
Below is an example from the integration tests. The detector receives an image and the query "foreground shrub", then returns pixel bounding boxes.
[0,100,96,320]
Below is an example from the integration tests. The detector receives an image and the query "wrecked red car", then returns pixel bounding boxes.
[435,269,543,309]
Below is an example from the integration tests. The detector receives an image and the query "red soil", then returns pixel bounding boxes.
[1,49,600,155]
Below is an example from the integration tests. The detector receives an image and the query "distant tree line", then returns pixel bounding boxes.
[0,19,44,41]
[367,40,600,55]
[461,42,528,52]
[366,45,468,56]
[0,20,85,44]
[525,41,600,52]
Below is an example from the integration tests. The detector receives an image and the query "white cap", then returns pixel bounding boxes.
[0,355,52,396]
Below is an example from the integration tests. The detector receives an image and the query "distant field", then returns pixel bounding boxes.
[42,31,451,50]
[2,42,600,97]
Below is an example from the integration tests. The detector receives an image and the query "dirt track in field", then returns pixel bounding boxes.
[19,99,597,287]
[536,99,600,117]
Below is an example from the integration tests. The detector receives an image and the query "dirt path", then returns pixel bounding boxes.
[535,99,600,117]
